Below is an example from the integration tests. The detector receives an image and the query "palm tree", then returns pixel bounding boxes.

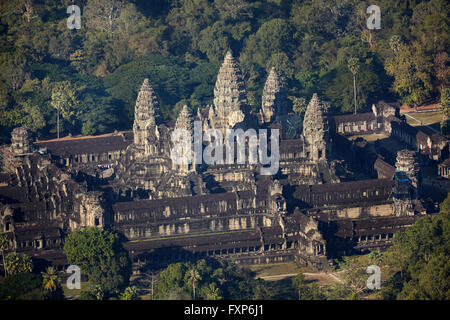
[205,283,221,300]
[42,266,59,292]
[348,57,360,114]
[0,233,9,277]
[188,268,201,300]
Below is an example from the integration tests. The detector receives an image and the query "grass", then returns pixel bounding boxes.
[405,111,443,126]
[61,281,89,299]
[248,261,312,278]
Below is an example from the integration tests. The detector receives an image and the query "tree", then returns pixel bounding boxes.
[292,97,307,116]
[50,81,80,138]
[41,265,64,300]
[348,57,359,114]
[292,273,305,300]
[4,252,33,276]
[84,0,126,37]
[385,41,433,107]
[0,233,9,277]
[0,272,43,300]
[42,266,58,292]
[214,0,253,22]
[188,267,201,300]
[203,282,222,300]
[63,227,131,297]
[267,52,294,82]
[385,207,450,300]
[440,192,450,213]
[91,284,105,300]
[434,52,449,90]
[389,35,402,52]
[119,286,139,300]
[440,88,450,118]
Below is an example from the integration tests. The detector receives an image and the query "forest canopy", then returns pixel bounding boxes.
[0,0,448,143]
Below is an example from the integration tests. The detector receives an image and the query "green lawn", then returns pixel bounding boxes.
[405,111,444,126]
[61,281,89,299]
[248,261,312,278]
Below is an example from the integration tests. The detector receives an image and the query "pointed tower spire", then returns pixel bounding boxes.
[210,51,247,133]
[261,67,287,123]
[133,79,161,149]
[175,104,193,132]
[302,94,330,161]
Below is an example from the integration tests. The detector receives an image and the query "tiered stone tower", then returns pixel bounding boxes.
[10,126,33,155]
[133,79,161,153]
[395,149,421,198]
[172,104,195,174]
[260,67,287,124]
[209,51,248,135]
[302,94,331,161]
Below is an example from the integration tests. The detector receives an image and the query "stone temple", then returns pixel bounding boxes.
[0,51,448,272]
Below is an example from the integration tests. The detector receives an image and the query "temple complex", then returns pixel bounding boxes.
[0,52,447,272]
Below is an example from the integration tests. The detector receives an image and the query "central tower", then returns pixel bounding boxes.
[133,78,161,152]
[302,94,331,161]
[209,51,248,135]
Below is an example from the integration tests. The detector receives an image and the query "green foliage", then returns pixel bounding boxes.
[78,290,97,300]
[0,272,44,300]
[119,286,139,300]
[441,118,450,135]
[337,198,450,300]
[441,88,450,118]
[385,42,433,107]
[63,227,131,297]
[0,0,448,143]
[390,210,450,300]
[292,97,307,116]
[4,252,33,276]
[154,258,260,300]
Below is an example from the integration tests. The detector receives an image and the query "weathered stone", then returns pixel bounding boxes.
[10,126,33,155]
[133,79,161,150]
[0,51,431,272]
[395,149,421,198]
[172,105,196,173]
[210,51,248,134]
[302,94,331,161]
[260,67,287,123]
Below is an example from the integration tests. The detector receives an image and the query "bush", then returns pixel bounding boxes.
[0,272,43,300]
